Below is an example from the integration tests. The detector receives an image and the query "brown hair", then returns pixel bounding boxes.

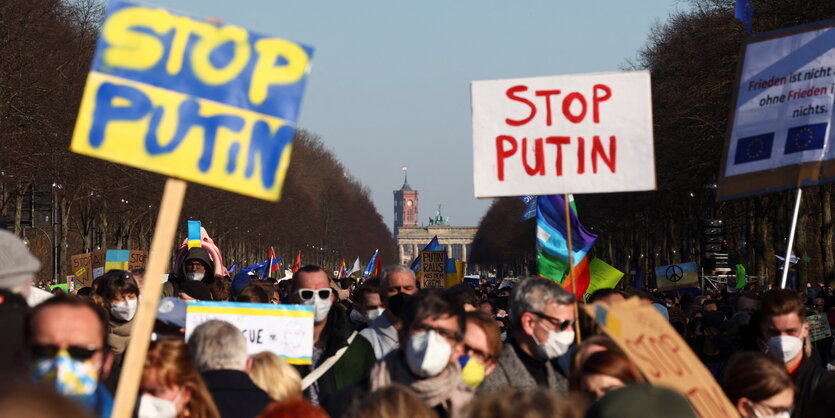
[464,311,503,361]
[761,289,805,320]
[258,398,328,418]
[143,339,220,418]
[209,276,231,301]
[579,350,645,388]
[467,387,584,418]
[95,269,140,303]
[236,284,269,303]
[568,335,623,391]
[722,351,794,404]
[249,352,302,402]
[347,383,437,418]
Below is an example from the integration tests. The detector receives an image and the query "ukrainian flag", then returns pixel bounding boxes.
[784,123,827,154]
[187,220,202,249]
[733,133,773,164]
[105,250,130,272]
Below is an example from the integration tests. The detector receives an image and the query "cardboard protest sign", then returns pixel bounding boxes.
[91,249,106,279]
[654,262,699,291]
[70,0,314,201]
[585,298,739,417]
[471,71,655,197]
[719,21,835,200]
[420,250,446,288]
[70,253,93,287]
[807,313,832,342]
[129,250,147,271]
[185,301,314,365]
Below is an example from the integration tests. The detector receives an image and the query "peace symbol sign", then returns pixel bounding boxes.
[666,265,684,282]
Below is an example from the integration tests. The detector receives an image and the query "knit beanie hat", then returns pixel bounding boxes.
[0,229,41,289]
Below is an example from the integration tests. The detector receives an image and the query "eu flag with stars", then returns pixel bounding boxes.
[733,133,773,164]
[784,123,827,154]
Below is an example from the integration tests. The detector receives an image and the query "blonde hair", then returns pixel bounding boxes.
[144,339,220,418]
[347,383,437,418]
[249,352,302,402]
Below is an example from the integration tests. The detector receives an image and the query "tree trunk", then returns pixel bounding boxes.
[13,182,29,238]
[821,184,834,286]
[60,196,70,279]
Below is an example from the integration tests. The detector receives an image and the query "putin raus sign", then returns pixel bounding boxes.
[719,21,835,200]
[471,71,655,198]
[420,250,445,288]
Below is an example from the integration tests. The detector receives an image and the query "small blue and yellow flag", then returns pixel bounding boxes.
[105,250,130,272]
[188,220,202,249]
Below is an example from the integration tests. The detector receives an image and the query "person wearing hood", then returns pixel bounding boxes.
[369,288,473,418]
[164,247,216,297]
[289,265,375,406]
[477,276,573,396]
[759,288,829,418]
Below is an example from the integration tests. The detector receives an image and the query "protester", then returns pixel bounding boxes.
[94,270,139,358]
[249,352,303,402]
[370,289,472,418]
[0,288,28,378]
[347,383,437,418]
[759,288,829,417]
[258,397,329,418]
[575,350,645,400]
[458,311,502,387]
[154,297,187,340]
[131,268,146,290]
[209,276,231,302]
[290,265,375,406]
[478,276,573,395]
[360,264,419,359]
[165,247,217,297]
[350,279,384,329]
[237,284,270,303]
[188,320,273,418]
[690,310,732,378]
[466,387,583,418]
[721,351,794,418]
[140,338,221,418]
[0,229,42,307]
[27,295,114,417]
[587,289,625,305]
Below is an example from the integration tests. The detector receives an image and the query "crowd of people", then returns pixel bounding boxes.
[2,228,835,417]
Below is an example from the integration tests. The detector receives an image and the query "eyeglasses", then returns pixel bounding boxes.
[298,288,332,301]
[412,323,462,342]
[463,343,493,362]
[531,311,574,332]
[31,344,101,361]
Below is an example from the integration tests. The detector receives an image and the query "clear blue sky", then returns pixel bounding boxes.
[151,0,686,231]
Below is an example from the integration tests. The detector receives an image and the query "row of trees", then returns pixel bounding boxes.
[471,0,835,288]
[0,0,396,284]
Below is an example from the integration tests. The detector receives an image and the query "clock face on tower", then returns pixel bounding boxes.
[406,200,413,207]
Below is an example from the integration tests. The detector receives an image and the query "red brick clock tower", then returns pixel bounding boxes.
[393,167,418,235]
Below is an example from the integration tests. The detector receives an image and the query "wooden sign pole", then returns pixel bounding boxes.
[563,194,581,344]
[111,178,187,418]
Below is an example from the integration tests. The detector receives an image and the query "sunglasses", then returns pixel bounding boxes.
[531,311,575,332]
[298,288,332,301]
[31,344,101,361]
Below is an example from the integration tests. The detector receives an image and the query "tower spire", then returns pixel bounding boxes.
[402,166,408,187]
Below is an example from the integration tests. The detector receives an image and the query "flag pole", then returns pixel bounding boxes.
[564,194,581,344]
[780,188,802,289]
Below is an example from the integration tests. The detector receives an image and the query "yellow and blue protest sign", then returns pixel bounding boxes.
[187,220,202,249]
[185,301,314,364]
[70,0,314,201]
[105,250,131,272]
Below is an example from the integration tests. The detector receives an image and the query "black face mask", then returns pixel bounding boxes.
[386,292,413,320]
[495,295,509,312]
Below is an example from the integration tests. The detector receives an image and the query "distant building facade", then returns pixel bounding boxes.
[392,172,476,267]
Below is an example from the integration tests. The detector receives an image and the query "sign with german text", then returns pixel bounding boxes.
[471,71,655,197]
[585,298,739,418]
[70,253,93,288]
[129,250,147,271]
[185,301,314,364]
[719,22,835,200]
[420,250,446,288]
[70,0,314,201]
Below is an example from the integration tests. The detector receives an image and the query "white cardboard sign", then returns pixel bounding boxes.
[185,301,314,365]
[471,70,655,197]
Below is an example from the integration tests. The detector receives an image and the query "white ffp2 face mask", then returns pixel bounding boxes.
[533,322,574,360]
[186,272,204,281]
[365,307,385,322]
[111,298,138,321]
[303,296,332,323]
[766,335,803,363]
[405,330,452,378]
[137,393,179,418]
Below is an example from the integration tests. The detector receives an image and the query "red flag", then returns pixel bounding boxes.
[372,254,382,277]
[560,256,590,301]
[269,247,279,272]
[292,251,301,273]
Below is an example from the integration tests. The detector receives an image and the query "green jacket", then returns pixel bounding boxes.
[295,304,376,401]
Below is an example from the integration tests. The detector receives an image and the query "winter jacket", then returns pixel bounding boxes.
[477,339,568,395]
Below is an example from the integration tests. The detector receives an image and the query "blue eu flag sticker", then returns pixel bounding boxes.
[784,123,827,154]
[733,133,774,165]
